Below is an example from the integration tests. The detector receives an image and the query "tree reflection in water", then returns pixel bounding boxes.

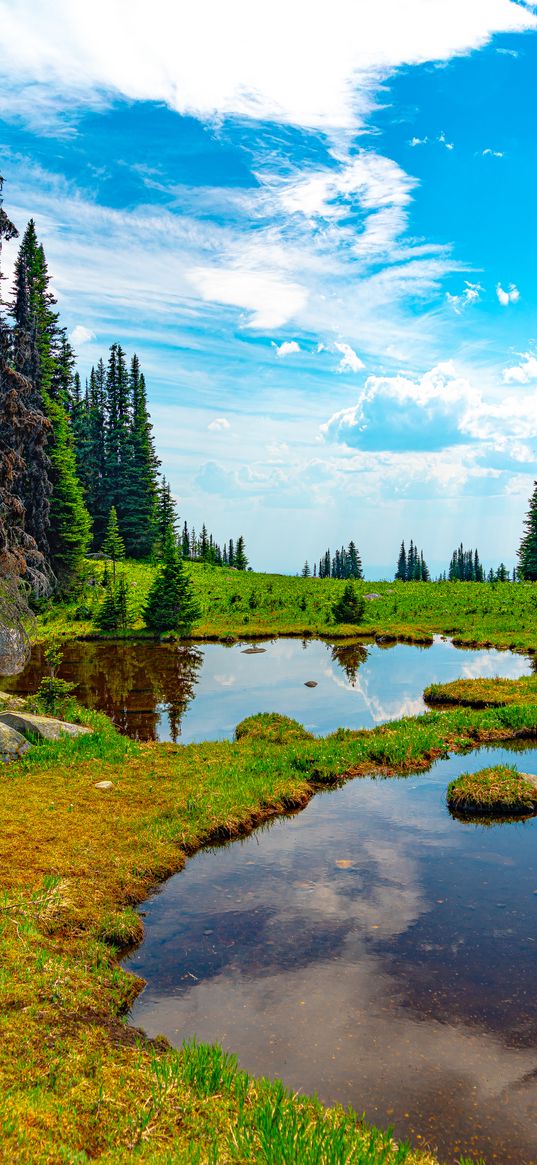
[3,641,203,742]
[329,642,368,686]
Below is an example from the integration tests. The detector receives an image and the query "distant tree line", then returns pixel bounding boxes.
[302,541,363,580]
[395,540,430,582]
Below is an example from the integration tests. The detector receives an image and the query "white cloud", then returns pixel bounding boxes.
[207,417,231,431]
[281,153,414,221]
[322,362,478,451]
[322,361,537,455]
[188,267,307,329]
[496,282,520,306]
[482,147,504,158]
[272,340,301,358]
[503,353,537,384]
[409,136,428,147]
[334,342,365,373]
[438,130,454,150]
[0,0,534,133]
[68,323,95,345]
[445,281,482,314]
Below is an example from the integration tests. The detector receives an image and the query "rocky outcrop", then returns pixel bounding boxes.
[0,711,91,742]
[0,721,32,761]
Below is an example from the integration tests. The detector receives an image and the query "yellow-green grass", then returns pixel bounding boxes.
[2,694,526,1163]
[425,675,537,708]
[447,763,537,816]
[33,559,537,655]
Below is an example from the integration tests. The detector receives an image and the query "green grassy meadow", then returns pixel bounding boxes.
[35,558,537,655]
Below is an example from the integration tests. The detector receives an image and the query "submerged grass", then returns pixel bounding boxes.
[1,680,533,1163]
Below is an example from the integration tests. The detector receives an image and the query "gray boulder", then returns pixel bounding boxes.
[0,711,91,742]
[0,690,27,712]
[0,721,32,761]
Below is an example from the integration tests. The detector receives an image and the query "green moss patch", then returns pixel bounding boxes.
[235,712,314,745]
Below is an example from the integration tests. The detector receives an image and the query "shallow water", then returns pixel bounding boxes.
[126,743,537,1165]
[4,636,531,742]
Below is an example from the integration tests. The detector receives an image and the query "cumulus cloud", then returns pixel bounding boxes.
[334,342,365,373]
[1,1,534,133]
[409,136,428,147]
[322,362,478,451]
[322,361,537,459]
[496,282,520,306]
[207,417,231,431]
[482,147,504,158]
[68,323,95,345]
[272,340,301,358]
[503,354,537,384]
[445,281,482,313]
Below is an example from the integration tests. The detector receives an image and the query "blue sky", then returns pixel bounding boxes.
[1,0,536,575]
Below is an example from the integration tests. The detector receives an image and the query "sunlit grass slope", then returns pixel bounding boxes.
[36,559,537,654]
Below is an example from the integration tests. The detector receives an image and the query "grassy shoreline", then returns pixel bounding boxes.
[3,679,537,1162]
[32,559,537,656]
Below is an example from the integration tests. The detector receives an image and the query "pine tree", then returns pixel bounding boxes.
[101,505,125,584]
[228,538,234,567]
[396,541,407,581]
[235,535,248,571]
[518,481,537,581]
[45,396,92,593]
[143,534,200,635]
[347,541,363,579]
[156,477,178,549]
[121,358,159,557]
[0,178,49,592]
[301,561,311,577]
[332,583,365,625]
[95,573,132,633]
[181,521,190,558]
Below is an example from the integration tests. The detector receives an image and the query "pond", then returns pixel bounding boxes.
[125,743,537,1165]
[3,636,532,741]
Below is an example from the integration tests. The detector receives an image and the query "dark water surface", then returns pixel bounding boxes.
[126,744,537,1165]
[4,636,531,741]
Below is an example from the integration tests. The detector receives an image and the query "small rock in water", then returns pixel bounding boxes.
[304,680,318,688]
[94,780,113,790]
[241,647,266,654]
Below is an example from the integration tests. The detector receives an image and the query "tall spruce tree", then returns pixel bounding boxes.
[45,396,92,592]
[518,481,537,580]
[121,356,159,557]
[396,541,407,581]
[235,536,248,571]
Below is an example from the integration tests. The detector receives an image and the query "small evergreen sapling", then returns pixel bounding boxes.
[143,534,200,635]
[332,583,365,624]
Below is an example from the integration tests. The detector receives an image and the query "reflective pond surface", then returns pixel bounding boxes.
[4,636,532,741]
[126,744,537,1165]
